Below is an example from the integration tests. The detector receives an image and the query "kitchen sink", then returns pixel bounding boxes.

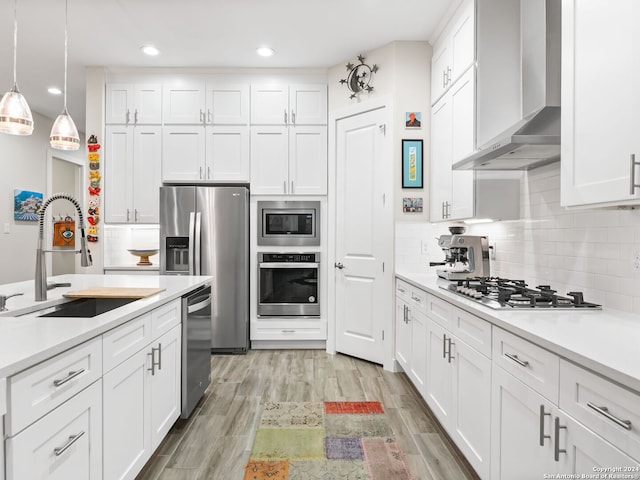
[23,297,138,318]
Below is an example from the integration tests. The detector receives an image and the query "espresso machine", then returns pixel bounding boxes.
[431,226,491,280]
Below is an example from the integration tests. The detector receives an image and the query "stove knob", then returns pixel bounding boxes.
[474,292,483,299]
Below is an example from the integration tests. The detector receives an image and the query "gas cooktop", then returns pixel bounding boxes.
[440,277,602,310]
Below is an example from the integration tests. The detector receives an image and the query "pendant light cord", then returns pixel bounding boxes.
[12,0,17,86]
[63,0,68,110]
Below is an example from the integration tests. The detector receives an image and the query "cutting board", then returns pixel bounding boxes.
[63,287,166,299]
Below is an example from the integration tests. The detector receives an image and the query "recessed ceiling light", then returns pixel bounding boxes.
[256,47,275,57]
[141,45,159,56]
[48,87,62,95]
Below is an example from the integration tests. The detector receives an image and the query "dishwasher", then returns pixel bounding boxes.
[181,285,212,418]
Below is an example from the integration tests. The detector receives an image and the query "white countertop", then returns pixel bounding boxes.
[396,268,640,394]
[0,274,211,378]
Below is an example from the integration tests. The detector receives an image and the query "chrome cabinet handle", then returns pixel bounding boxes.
[334,262,345,269]
[403,304,407,323]
[406,307,411,323]
[587,403,632,430]
[148,344,161,375]
[411,294,422,303]
[53,369,85,387]
[134,209,139,222]
[125,109,130,124]
[447,337,455,363]
[188,212,196,275]
[539,405,551,446]
[554,417,567,461]
[207,166,211,179]
[199,109,204,123]
[157,342,162,370]
[283,180,287,194]
[447,66,452,85]
[126,209,130,222]
[397,287,406,294]
[504,352,530,368]
[134,109,138,124]
[441,202,445,220]
[199,166,203,179]
[54,431,85,457]
[282,329,295,333]
[443,70,447,88]
[630,154,640,194]
[292,110,296,124]
[443,334,448,359]
[291,180,295,194]
[284,109,288,124]
[207,109,212,124]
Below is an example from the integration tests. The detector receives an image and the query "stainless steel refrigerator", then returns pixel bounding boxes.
[160,185,249,353]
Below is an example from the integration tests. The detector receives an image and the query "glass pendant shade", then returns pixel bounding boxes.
[0,84,34,135]
[50,107,79,150]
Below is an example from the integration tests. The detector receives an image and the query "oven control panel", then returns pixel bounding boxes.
[259,253,319,263]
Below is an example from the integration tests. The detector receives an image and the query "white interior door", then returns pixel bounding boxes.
[334,106,392,365]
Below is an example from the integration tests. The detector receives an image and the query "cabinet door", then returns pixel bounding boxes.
[162,83,206,124]
[133,84,162,124]
[6,381,102,480]
[561,0,639,207]
[132,125,162,223]
[431,38,451,105]
[450,338,491,479]
[250,126,289,194]
[150,325,182,450]
[205,126,250,182]
[408,308,427,398]
[425,320,451,428]
[289,126,327,194]
[250,85,289,124]
[205,83,249,125]
[106,84,133,124]
[103,348,151,480]
[450,0,475,84]
[289,84,327,125]
[449,68,475,220]
[491,364,555,480]
[105,125,134,223]
[162,126,206,181]
[430,96,453,221]
[395,298,410,372]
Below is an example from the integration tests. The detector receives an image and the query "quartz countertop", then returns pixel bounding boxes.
[396,268,640,394]
[0,274,211,378]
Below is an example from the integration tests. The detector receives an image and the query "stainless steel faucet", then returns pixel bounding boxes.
[35,193,92,301]
[0,293,23,312]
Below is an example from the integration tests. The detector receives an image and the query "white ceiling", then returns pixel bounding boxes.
[0,0,453,132]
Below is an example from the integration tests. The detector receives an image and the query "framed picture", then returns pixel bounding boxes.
[403,197,423,213]
[401,139,423,188]
[14,189,43,221]
[405,111,422,128]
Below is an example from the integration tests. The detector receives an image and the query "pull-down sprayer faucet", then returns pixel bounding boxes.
[35,193,92,301]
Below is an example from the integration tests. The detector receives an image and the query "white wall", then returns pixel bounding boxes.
[396,162,640,315]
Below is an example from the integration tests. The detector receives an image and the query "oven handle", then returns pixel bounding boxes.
[259,263,320,269]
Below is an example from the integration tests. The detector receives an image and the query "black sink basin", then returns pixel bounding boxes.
[32,297,138,318]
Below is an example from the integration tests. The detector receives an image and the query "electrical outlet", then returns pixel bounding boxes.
[3,223,9,234]
[490,243,496,260]
[633,251,640,271]
[421,240,429,255]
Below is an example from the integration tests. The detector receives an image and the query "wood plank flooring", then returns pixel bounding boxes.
[136,350,480,480]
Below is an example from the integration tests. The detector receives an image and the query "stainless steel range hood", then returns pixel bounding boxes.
[453,0,561,171]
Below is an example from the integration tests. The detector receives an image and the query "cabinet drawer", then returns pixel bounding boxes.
[396,279,411,301]
[493,328,559,403]
[408,287,428,314]
[151,299,181,339]
[6,380,102,480]
[427,295,454,329]
[252,321,326,340]
[103,313,153,372]
[6,337,102,436]
[560,359,640,461]
[452,307,492,358]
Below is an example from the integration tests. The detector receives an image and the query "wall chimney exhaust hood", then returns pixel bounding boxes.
[453,0,561,171]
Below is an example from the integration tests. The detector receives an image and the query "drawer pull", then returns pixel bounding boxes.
[411,294,422,303]
[282,329,295,333]
[587,402,632,430]
[504,353,530,368]
[539,405,551,446]
[53,369,85,387]
[554,417,567,461]
[54,431,85,456]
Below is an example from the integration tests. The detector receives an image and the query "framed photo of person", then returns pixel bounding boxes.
[405,111,422,128]
[401,139,423,188]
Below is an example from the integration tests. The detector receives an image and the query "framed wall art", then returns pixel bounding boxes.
[14,189,43,221]
[403,197,423,213]
[401,139,423,188]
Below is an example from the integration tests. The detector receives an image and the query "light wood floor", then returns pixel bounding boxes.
[137,349,480,480]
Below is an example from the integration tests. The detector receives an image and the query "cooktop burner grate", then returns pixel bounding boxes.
[440,277,602,310]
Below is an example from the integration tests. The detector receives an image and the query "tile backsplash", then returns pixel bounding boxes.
[396,163,640,315]
[104,225,160,267]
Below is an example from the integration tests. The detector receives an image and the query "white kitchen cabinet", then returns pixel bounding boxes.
[6,381,102,480]
[250,318,327,341]
[206,83,250,124]
[430,0,475,105]
[395,296,411,372]
[105,125,162,223]
[430,67,475,222]
[251,84,327,125]
[162,125,249,182]
[561,0,640,208]
[106,83,162,125]
[163,82,249,125]
[251,125,327,195]
[162,82,206,124]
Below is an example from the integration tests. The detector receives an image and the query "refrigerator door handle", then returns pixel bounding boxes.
[188,212,196,275]
[194,212,202,275]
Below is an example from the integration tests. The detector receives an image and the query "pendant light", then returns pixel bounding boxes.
[0,0,33,135]
[50,0,79,150]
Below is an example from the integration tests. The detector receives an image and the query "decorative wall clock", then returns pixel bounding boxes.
[339,55,378,99]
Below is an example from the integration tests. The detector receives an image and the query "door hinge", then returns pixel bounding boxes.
[378,124,386,135]
[382,330,385,341]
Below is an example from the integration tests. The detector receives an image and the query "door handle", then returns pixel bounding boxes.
[334,262,345,269]
[554,417,567,461]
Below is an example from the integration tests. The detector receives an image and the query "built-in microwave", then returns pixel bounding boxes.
[258,201,320,246]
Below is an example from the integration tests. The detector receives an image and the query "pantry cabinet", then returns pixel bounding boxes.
[106,83,162,125]
[105,125,162,223]
[561,0,640,208]
[250,125,327,195]
[250,84,327,125]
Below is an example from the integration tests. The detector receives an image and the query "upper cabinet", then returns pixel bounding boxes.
[105,84,162,125]
[430,0,475,105]
[251,84,327,125]
[561,0,640,208]
[163,82,249,125]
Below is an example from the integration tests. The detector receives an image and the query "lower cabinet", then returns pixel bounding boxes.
[5,381,102,480]
[395,279,427,395]
[104,323,181,480]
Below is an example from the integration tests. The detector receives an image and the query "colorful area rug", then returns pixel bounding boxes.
[244,401,413,480]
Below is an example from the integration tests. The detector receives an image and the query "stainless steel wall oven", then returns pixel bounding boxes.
[258,252,320,317]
